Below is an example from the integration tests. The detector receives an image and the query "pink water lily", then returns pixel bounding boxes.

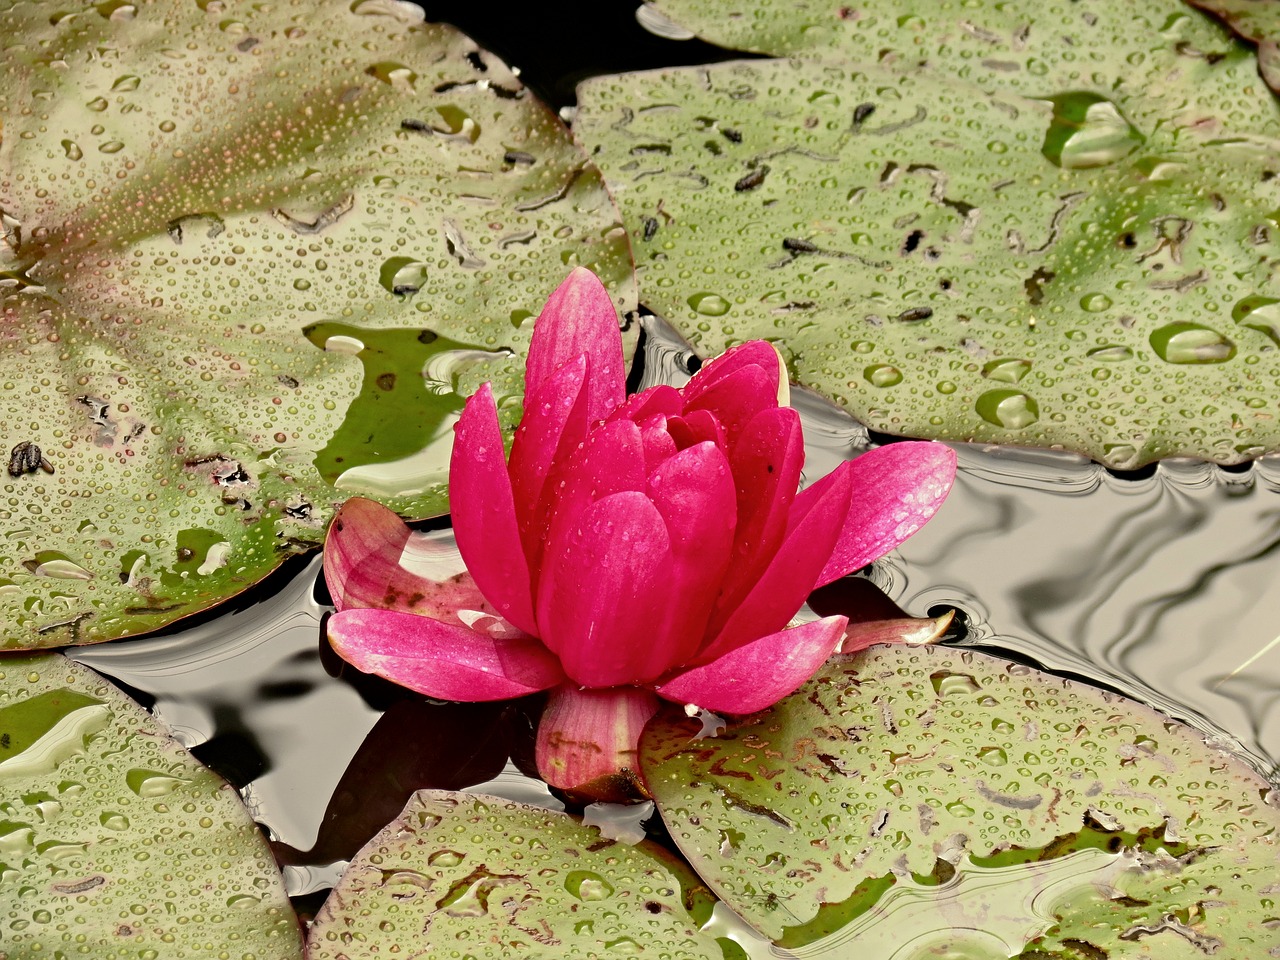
[325,268,956,800]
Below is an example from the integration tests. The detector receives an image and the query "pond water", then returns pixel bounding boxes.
[58,0,1280,940]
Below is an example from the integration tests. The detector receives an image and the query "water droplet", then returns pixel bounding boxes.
[1086,345,1133,362]
[864,364,903,387]
[1080,293,1112,313]
[125,769,191,797]
[976,389,1039,429]
[981,358,1031,384]
[1040,93,1144,169]
[111,74,141,92]
[1149,322,1235,364]
[688,292,731,317]
[379,257,428,296]
[566,870,615,902]
[365,61,418,92]
[930,671,982,697]
[1232,296,1280,347]
[61,140,83,160]
[977,747,1008,766]
[428,849,465,868]
[22,552,93,580]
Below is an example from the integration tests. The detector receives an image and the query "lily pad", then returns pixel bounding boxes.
[576,3,1280,467]
[306,789,726,959]
[0,0,634,647]
[640,645,1280,956]
[0,652,301,957]
[1188,0,1280,95]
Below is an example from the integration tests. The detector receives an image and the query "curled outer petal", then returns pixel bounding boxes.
[323,497,486,620]
[450,383,538,635]
[328,608,565,701]
[655,615,848,714]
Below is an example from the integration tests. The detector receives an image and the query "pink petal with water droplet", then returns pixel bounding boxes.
[536,491,674,686]
[526,267,625,421]
[328,608,564,700]
[797,442,957,587]
[682,363,778,449]
[701,465,852,661]
[508,355,590,563]
[535,685,659,800]
[655,616,846,714]
[450,383,538,635]
[667,408,726,451]
[645,442,736,661]
[638,415,679,471]
[532,418,647,580]
[714,407,804,616]
[323,498,495,624]
[682,340,781,406]
[610,384,683,425]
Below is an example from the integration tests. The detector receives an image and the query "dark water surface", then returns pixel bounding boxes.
[63,1,1280,918]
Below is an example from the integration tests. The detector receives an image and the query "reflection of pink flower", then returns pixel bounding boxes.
[325,268,956,799]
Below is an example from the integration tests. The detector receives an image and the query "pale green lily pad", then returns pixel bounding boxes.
[641,645,1280,956]
[0,0,634,647]
[0,652,302,957]
[306,790,725,960]
[1188,0,1280,95]
[577,3,1280,467]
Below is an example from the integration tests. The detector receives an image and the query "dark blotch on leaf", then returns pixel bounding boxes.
[376,373,397,391]
[735,164,769,191]
[896,307,933,322]
[643,217,659,241]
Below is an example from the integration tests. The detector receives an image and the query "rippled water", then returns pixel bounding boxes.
[68,313,1280,913]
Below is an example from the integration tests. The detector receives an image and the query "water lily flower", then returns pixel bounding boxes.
[325,268,956,800]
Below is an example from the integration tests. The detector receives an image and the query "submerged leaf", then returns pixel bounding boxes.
[641,644,1280,955]
[306,790,723,959]
[578,2,1280,466]
[0,0,633,647]
[0,653,301,957]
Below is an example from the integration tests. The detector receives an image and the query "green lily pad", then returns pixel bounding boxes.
[0,652,302,957]
[0,0,634,648]
[1188,0,1280,95]
[640,645,1280,956]
[306,790,726,960]
[577,3,1280,467]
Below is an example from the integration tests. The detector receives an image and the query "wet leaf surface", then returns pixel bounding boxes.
[306,789,725,960]
[0,0,633,648]
[0,652,301,957]
[579,1,1280,467]
[640,644,1280,956]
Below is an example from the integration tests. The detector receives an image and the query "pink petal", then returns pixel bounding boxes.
[681,363,778,450]
[328,608,565,701]
[638,415,679,471]
[525,268,625,421]
[714,407,804,616]
[324,497,496,622]
[838,611,953,654]
[682,340,782,407]
[701,465,853,662]
[535,685,659,802]
[450,383,538,635]
[507,354,590,559]
[655,615,847,714]
[667,408,726,451]
[797,442,957,588]
[645,442,737,663]
[536,491,675,687]
[532,418,647,578]
[609,384,683,425]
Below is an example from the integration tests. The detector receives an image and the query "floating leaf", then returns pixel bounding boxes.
[578,2,1280,466]
[1183,1,1280,96]
[0,0,634,647]
[306,790,724,959]
[641,645,1280,955]
[0,653,301,957]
